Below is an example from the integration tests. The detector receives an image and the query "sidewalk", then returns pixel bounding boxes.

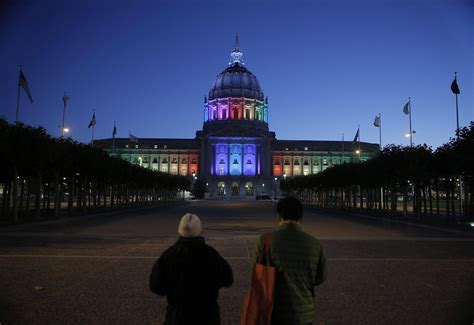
[0,201,186,230]
[304,205,474,236]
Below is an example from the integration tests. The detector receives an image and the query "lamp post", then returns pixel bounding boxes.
[274,177,278,199]
[58,125,70,138]
[405,130,416,145]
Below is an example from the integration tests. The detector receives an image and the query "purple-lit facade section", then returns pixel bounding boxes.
[215,144,228,176]
[230,144,242,176]
[243,144,256,176]
[210,142,257,176]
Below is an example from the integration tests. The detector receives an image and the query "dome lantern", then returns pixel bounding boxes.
[229,33,244,66]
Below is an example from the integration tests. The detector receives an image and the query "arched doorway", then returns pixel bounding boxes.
[217,182,226,196]
[245,182,254,196]
[231,182,240,196]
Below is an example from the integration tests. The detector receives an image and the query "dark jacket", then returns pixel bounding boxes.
[252,223,327,325]
[150,236,233,325]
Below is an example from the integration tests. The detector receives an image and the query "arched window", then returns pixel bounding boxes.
[245,182,254,196]
[217,182,226,195]
[231,182,240,196]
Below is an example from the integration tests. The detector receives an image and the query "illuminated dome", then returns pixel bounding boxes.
[203,35,269,126]
[208,64,264,101]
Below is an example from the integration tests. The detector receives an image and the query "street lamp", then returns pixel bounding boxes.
[58,125,70,137]
[405,130,416,138]
[283,172,287,180]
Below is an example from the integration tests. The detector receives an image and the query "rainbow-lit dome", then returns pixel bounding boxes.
[203,36,268,125]
[208,64,264,101]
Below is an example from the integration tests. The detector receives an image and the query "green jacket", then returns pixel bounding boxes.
[252,222,327,325]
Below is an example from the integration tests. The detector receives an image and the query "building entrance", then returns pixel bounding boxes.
[217,182,226,195]
[231,182,240,196]
[245,182,254,196]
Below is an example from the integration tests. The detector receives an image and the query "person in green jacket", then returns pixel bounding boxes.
[251,197,327,325]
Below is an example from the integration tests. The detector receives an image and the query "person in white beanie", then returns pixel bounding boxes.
[149,213,233,325]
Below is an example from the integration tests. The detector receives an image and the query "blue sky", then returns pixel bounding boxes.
[1,0,472,149]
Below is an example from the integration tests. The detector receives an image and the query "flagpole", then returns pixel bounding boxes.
[454,72,460,137]
[92,124,95,148]
[452,72,462,218]
[358,125,361,162]
[15,65,22,123]
[408,97,413,147]
[112,122,116,155]
[379,113,382,150]
[61,92,67,139]
[91,109,95,148]
[342,133,345,162]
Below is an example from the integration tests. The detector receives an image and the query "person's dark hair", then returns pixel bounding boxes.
[277,196,303,221]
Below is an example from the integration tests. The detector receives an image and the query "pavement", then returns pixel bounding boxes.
[0,200,473,324]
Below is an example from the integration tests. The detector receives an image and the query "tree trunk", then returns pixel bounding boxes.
[47,182,51,211]
[422,185,427,219]
[68,176,75,216]
[403,184,408,217]
[428,181,433,217]
[415,184,422,221]
[92,179,97,208]
[2,182,11,219]
[53,171,61,219]
[391,185,397,212]
[110,185,115,208]
[42,183,47,210]
[26,180,31,215]
[446,181,451,219]
[19,178,25,214]
[435,178,440,216]
[35,171,42,219]
[12,167,19,223]
[450,181,456,221]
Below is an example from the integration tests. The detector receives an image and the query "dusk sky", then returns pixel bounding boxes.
[1,0,472,149]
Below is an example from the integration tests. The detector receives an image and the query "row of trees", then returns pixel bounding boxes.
[0,118,190,223]
[281,122,474,222]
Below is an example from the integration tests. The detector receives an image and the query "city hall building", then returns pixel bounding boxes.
[96,39,379,197]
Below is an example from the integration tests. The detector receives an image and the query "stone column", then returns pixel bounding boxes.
[256,145,260,176]
[241,143,244,175]
[227,143,230,176]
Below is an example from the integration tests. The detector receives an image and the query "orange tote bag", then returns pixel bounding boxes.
[241,233,276,325]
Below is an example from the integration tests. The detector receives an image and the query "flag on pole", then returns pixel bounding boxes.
[403,101,410,115]
[18,70,33,103]
[129,132,139,142]
[451,76,460,94]
[112,124,117,138]
[373,115,381,127]
[63,93,69,109]
[353,127,360,142]
[88,112,96,128]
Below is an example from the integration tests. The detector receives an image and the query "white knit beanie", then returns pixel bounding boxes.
[178,213,203,238]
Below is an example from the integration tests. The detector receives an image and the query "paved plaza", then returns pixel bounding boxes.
[0,200,473,324]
